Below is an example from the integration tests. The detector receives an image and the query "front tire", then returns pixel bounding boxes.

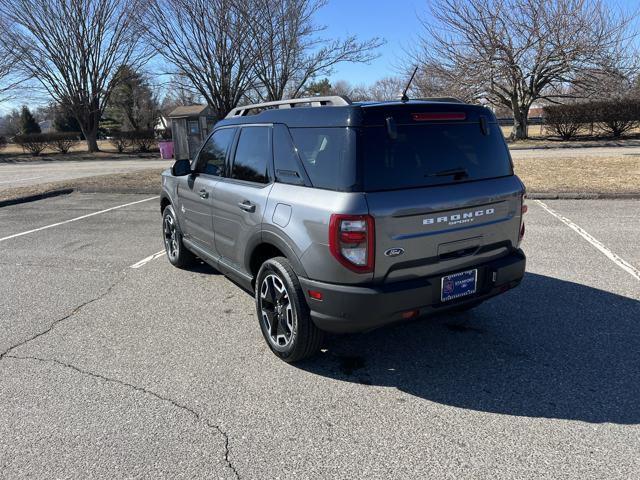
[255,257,323,363]
[162,204,195,268]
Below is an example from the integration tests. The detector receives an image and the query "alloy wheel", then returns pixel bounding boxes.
[260,274,294,348]
[163,214,179,260]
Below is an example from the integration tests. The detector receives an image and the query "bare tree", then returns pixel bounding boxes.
[0,0,147,151]
[159,75,205,116]
[368,77,406,101]
[413,0,637,140]
[140,0,255,119]
[242,0,383,101]
[0,18,23,104]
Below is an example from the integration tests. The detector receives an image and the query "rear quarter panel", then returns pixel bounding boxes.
[263,183,372,284]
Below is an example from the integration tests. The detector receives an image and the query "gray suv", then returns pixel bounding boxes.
[160,96,526,362]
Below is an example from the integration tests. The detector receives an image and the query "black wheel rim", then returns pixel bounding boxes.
[163,214,179,260]
[259,274,294,348]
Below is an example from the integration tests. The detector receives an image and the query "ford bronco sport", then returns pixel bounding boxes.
[160,96,526,362]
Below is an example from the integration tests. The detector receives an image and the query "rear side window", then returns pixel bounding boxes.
[198,128,235,176]
[289,127,357,191]
[273,124,306,186]
[231,126,271,184]
[361,123,512,191]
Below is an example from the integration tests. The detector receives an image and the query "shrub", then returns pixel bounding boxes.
[109,130,156,153]
[0,135,6,151]
[109,131,135,153]
[46,132,81,154]
[593,98,640,138]
[132,130,156,152]
[543,104,588,140]
[14,134,49,155]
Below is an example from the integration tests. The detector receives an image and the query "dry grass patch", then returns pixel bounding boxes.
[0,140,158,161]
[513,154,640,193]
[0,168,164,203]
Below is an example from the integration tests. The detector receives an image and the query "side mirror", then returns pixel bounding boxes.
[172,158,192,176]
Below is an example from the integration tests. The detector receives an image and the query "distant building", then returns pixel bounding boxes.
[169,105,216,160]
[39,120,54,133]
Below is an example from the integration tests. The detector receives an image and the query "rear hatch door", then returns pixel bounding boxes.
[360,104,524,282]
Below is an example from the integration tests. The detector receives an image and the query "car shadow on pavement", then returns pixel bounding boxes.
[298,273,640,424]
[185,259,223,275]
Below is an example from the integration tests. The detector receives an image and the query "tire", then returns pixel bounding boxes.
[162,204,195,268]
[255,256,323,363]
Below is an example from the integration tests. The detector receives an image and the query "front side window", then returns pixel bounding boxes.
[197,128,236,176]
[231,126,271,184]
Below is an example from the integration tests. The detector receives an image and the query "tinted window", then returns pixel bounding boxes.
[198,128,235,176]
[231,126,271,184]
[273,124,306,185]
[289,127,357,191]
[361,123,512,191]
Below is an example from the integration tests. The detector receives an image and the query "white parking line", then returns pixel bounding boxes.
[130,250,166,269]
[535,200,640,281]
[0,176,43,184]
[0,196,159,243]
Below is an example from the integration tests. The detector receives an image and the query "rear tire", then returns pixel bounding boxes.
[162,204,195,268]
[255,256,323,363]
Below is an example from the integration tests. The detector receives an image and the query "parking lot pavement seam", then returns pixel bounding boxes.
[4,354,240,480]
[0,273,126,361]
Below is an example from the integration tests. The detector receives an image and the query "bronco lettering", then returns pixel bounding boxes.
[423,208,495,226]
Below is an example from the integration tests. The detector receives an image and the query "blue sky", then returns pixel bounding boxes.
[316,0,425,85]
[2,0,637,114]
[317,0,639,85]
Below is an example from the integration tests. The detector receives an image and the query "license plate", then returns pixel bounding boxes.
[441,269,477,302]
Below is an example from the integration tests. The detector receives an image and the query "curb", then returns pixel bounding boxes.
[527,192,640,200]
[508,141,640,151]
[0,189,74,208]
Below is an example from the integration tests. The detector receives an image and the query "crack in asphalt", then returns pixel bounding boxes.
[6,354,240,480]
[0,274,124,360]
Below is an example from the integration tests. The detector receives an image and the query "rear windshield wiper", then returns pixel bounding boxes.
[426,168,469,180]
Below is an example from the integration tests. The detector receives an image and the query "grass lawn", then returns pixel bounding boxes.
[512,154,640,194]
[0,168,164,203]
[0,140,158,162]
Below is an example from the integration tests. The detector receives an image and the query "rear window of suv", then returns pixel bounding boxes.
[361,123,512,191]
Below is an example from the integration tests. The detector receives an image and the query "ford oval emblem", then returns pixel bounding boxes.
[384,247,405,257]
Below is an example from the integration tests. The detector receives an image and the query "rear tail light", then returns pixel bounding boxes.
[518,196,527,244]
[329,214,375,273]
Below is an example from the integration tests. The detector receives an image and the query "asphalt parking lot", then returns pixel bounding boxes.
[1,193,639,479]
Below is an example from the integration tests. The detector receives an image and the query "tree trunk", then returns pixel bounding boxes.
[81,107,101,153]
[85,129,99,152]
[510,105,529,141]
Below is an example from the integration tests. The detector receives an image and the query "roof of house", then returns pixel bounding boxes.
[169,105,212,118]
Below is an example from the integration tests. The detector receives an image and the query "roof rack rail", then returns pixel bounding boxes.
[415,97,465,104]
[226,95,352,118]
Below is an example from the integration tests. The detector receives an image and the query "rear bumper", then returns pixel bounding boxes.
[299,249,526,333]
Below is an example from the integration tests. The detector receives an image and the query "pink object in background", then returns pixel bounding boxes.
[159,141,174,159]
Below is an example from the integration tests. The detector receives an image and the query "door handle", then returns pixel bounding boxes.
[199,189,208,199]
[238,200,256,213]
